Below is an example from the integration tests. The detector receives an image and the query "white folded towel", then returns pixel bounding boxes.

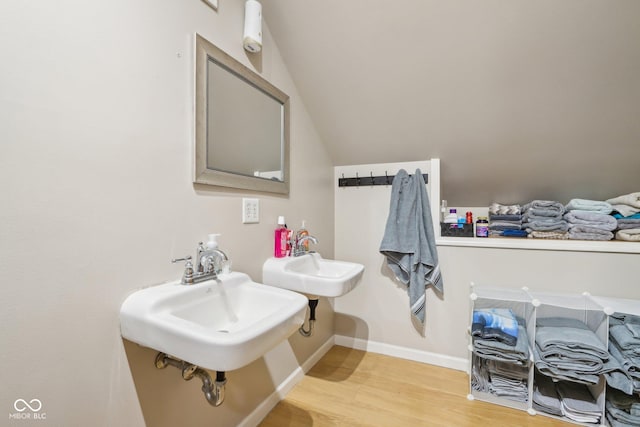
[565,198,613,214]
[615,228,640,242]
[606,192,640,217]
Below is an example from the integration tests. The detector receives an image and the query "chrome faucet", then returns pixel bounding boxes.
[293,234,318,257]
[172,239,229,285]
[196,242,228,273]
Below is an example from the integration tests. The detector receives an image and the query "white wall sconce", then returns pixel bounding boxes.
[243,0,262,53]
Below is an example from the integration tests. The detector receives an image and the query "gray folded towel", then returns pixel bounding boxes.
[473,325,530,364]
[568,226,614,241]
[472,356,529,402]
[607,386,640,413]
[609,340,640,380]
[488,221,523,231]
[487,361,529,402]
[565,198,613,214]
[611,324,640,349]
[523,200,566,218]
[564,211,618,231]
[488,359,529,380]
[556,381,601,424]
[533,374,563,416]
[533,344,601,384]
[606,368,636,395]
[489,214,522,221]
[534,317,611,384]
[617,218,640,230]
[536,317,609,359]
[606,401,640,426]
[524,219,570,232]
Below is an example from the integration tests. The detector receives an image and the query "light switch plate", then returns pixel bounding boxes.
[242,198,259,224]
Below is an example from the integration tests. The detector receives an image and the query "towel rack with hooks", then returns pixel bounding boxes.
[338,172,428,188]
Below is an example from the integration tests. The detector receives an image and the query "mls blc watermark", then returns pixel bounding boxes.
[9,399,46,421]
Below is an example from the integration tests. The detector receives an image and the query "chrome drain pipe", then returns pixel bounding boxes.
[299,299,319,337]
[155,352,226,407]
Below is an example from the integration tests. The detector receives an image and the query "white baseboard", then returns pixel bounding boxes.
[239,336,335,427]
[334,335,468,372]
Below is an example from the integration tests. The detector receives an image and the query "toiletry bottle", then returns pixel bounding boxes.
[286,227,292,256]
[274,216,288,258]
[444,208,458,224]
[440,200,448,223]
[476,216,489,238]
[206,234,222,271]
[296,220,309,252]
[206,233,220,250]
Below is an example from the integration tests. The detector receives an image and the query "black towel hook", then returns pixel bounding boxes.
[385,171,390,184]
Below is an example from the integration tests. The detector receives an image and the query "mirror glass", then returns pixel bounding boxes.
[195,34,290,194]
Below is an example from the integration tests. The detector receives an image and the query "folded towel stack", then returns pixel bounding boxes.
[488,203,523,237]
[606,192,640,218]
[614,213,640,230]
[556,381,602,424]
[471,356,529,402]
[471,309,530,403]
[612,212,640,242]
[522,200,569,238]
[533,375,601,423]
[607,314,640,395]
[564,210,617,241]
[605,386,640,427]
[532,374,563,416]
[534,317,614,385]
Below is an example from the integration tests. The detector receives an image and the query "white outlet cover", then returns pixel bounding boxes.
[202,0,218,10]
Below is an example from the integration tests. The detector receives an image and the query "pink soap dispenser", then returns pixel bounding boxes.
[274,216,289,258]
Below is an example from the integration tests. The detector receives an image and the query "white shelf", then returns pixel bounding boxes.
[437,237,640,254]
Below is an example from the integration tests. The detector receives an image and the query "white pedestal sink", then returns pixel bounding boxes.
[262,253,364,297]
[120,272,307,371]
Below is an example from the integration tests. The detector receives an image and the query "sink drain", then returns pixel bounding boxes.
[217,329,229,333]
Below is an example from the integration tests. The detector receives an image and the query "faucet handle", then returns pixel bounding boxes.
[172,256,194,284]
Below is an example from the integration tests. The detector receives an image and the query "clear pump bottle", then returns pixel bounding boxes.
[296,220,309,252]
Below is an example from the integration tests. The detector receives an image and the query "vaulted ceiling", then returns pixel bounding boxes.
[263,1,640,205]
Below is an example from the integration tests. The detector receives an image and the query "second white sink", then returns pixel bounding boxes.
[262,253,364,297]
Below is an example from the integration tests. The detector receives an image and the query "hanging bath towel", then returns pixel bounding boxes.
[379,168,443,324]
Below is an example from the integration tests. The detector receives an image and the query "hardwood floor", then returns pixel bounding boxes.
[260,345,571,427]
